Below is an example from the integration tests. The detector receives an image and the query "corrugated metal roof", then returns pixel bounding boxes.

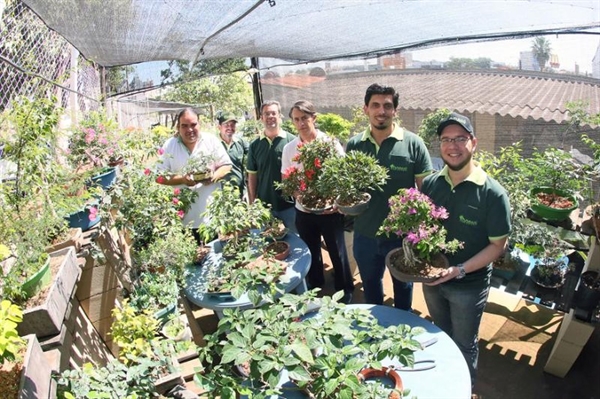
[263,69,600,125]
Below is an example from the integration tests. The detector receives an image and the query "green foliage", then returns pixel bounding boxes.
[127,271,180,316]
[199,182,271,244]
[417,108,451,149]
[238,119,263,141]
[0,300,26,363]
[162,66,253,117]
[521,147,592,202]
[110,299,159,364]
[197,291,424,398]
[319,150,389,205]
[316,113,354,142]
[349,105,369,138]
[476,142,531,246]
[445,57,492,69]
[531,36,552,71]
[56,348,168,399]
[68,110,121,168]
[281,119,298,135]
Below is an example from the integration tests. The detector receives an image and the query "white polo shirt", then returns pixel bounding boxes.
[157,133,231,228]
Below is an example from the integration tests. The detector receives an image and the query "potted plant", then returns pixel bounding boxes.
[276,139,339,212]
[196,291,423,398]
[378,188,463,282]
[319,150,389,215]
[522,148,588,222]
[521,224,573,289]
[180,152,217,182]
[574,270,600,312]
[199,182,271,246]
[260,216,288,242]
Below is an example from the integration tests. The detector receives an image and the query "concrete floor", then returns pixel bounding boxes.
[191,237,600,399]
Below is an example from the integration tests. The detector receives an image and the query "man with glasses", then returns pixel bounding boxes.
[346,83,433,310]
[421,112,510,388]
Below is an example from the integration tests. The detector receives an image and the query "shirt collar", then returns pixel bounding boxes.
[260,129,287,141]
[360,123,404,143]
[439,162,487,187]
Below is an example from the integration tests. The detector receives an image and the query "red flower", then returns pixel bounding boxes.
[305,169,315,180]
[144,168,151,175]
[172,198,180,205]
[173,187,181,195]
[314,158,321,168]
[299,180,307,192]
[292,154,300,163]
[177,210,185,219]
[157,148,165,155]
[156,175,165,184]
[283,166,298,180]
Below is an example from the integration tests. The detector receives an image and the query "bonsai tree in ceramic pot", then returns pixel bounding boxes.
[196,290,423,398]
[319,150,389,216]
[378,188,463,282]
[180,152,218,182]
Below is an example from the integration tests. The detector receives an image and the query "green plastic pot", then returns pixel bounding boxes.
[530,187,578,222]
[21,256,51,299]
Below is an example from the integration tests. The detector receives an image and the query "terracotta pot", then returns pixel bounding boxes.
[357,366,403,391]
[265,241,290,260]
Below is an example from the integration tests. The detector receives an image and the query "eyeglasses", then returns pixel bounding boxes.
[439,136,471,145]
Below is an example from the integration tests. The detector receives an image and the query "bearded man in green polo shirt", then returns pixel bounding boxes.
[421,112,511,388]
[346,83,433,311]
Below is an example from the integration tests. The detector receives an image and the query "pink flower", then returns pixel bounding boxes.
[172,198,179,205]
[84,129,96,144]
[177,210,185,219]
[173,188,181,195]
[283,166,298,180]
[158,148,165,155]
[144,168,151,175]
[156,176,165,184]
[299,180,307,192]
[88,207,98,221]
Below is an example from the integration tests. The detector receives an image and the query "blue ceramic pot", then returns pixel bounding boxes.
[66,206,101,231]
[90,167,117,190]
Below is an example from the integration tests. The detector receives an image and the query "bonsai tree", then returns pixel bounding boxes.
[196,290,423,398]
[319,150,388,207]
[199,182,271,245]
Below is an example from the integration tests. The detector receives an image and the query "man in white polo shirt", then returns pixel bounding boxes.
[157,108,232,244]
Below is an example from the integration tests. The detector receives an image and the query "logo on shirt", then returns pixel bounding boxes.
[389,164,407,172]
[459,215,477,226]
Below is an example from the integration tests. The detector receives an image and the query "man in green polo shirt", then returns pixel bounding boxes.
[247,100,297,232]
[217,111,248,199]
[346,83,433,310]
[421,112,510,388]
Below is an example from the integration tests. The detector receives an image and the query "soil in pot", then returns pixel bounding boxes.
[264,241,290,260]
[298,195,334,214]
[335,192,371,216]
[195,245,211,265]
[534,192,574,209]
[530,264,565,289]
[385,247,449,283]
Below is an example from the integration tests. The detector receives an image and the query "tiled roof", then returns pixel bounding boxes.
[262,69,600,125]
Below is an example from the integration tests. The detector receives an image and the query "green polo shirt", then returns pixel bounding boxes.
[220,137,248,192]
[421,164,511,284]
[247,130,296,211]
[346,124,433,238]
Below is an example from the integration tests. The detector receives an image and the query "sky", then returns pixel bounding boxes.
[411,33,600,75]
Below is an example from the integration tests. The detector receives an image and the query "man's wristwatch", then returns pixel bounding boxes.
[455,263,466,280]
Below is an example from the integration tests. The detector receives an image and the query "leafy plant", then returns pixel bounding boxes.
[319,150,388,206]
[110,299,160,364]
[199,182,271,245]
[67,110,122,168]
[316,113,354,143]
[276,138,340,207]
[418,108,451,150]
[57,340,178,399]
[196,291,422,398]
[180,152,218,176]
[378,188,463,265]
[0,300,26,363]
[127,272,180,318]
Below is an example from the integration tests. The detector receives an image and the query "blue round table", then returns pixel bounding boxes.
[184,233,311,317]
[275,304,472,399]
